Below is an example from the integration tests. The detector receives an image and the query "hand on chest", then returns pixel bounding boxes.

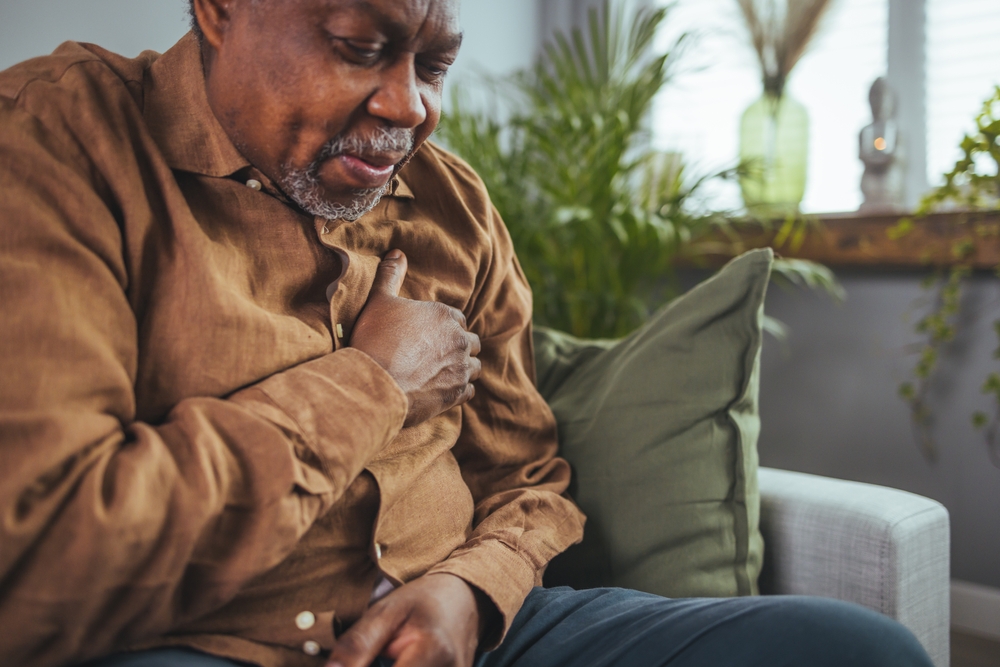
[132,185,479,422]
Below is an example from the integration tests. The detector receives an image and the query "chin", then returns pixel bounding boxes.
[283,171,389,222]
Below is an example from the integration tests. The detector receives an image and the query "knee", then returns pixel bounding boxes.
[761,597,934,667]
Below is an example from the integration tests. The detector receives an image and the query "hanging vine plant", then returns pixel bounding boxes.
[892,86,1000,467]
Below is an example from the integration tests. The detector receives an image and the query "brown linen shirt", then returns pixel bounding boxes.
[0,33,585,667]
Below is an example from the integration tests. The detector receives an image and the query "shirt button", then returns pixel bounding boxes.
[246,179,262,191]
[295,610,316,631]
[302,640,321,656]
[375,542,384,560]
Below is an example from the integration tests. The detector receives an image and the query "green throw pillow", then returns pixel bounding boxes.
[537,249,771,598]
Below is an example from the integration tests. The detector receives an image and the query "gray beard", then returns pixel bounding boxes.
[279,127,415,222]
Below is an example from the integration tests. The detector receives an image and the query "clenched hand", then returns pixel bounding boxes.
[350,250,482,427]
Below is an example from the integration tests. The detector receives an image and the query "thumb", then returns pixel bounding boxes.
[371,249,408,298]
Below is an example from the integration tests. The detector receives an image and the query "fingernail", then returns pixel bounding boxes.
[325,662,343,667]
[384,249,402,260]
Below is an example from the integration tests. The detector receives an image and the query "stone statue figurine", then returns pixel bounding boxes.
[859,77,906,213]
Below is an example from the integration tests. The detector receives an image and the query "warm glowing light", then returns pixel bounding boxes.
[874,137,887,151]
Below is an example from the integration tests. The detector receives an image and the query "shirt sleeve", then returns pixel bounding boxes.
[424,163,586,647]
[0,96,407,667]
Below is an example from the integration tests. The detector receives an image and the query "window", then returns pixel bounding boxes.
[653,0,1000,214]
[926,0,1000,185]
[652,0,762,212]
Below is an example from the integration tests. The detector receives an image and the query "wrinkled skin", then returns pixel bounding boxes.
[191,1,494,665]
[355,250,483,428]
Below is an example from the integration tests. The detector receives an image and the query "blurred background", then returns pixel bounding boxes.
[1,0,998,657]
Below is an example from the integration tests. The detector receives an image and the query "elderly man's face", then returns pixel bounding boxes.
[198,0,461,220]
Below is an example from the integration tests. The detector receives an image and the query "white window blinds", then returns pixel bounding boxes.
[926,0,1000,185]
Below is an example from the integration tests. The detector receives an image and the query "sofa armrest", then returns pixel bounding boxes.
[757,467,950,667]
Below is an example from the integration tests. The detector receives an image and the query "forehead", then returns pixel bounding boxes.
[322,0,461,39]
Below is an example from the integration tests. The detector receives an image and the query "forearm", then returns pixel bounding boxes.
[0,350,406,667]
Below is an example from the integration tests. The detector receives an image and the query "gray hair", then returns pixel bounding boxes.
[279,127,416,222]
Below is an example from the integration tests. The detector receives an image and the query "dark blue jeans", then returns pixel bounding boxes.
[83,587,934,667]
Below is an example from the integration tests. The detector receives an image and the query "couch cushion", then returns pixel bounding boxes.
[536,248,771,597]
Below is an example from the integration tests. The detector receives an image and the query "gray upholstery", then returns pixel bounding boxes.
[758,467,950,667]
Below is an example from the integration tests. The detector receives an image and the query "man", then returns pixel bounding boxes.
[0,1,934,666]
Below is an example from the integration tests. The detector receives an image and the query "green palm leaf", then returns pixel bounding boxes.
[438,1,738,337]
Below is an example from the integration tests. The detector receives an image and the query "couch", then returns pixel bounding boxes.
[532,250,951,666]
[757,467,950,667]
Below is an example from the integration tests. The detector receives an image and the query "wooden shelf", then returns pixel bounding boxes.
[717,210,1000,270]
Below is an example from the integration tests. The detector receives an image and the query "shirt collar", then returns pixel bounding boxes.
[142,32,415,199]
[391,175,415,199]
[143,32,249,178]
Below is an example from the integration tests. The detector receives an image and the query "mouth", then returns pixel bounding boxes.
[331,153,403,189]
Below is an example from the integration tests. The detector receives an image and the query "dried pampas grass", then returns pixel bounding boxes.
[736,0,834,99]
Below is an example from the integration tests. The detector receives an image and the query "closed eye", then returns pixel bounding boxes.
[418,60,450,83]
[333,38,385,65]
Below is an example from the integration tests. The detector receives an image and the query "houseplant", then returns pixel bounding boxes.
[735,0,833,216]
[892,86,1000,466]
[439,1,836,339]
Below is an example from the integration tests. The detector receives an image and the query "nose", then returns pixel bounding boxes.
[367,55,427,129]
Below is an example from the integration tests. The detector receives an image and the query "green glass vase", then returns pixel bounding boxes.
[739,93,809,217]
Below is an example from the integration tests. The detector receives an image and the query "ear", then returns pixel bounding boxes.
[191,0,238,51]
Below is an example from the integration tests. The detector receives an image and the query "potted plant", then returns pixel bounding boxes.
[735,0,833,216]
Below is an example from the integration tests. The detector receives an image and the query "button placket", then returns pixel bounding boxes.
[295,611,316,631]
[320,241,351,350]
[326,250,379,350]
[329,285,348,351]
[282,609,338,656]
[326,278,347,348]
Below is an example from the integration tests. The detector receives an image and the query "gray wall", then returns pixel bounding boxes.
[0,0,536,75]
[452,0,538,80]
[759,272,1000,589]
[0,0,537,107]
[0,0,189,70]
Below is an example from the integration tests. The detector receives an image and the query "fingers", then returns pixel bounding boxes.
[445,305,467,328]
[467,332,481,358]
[468,355,482,383]
[458,333,481,402]
[389,633,454,667]
[326,601,405,667]
[447,311,481,361]
[371,249,408,298]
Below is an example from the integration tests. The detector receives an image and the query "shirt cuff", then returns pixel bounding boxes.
[231,348,408,494]
[425,539,541,650]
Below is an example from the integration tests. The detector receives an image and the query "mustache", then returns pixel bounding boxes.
[316,126,415,164]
